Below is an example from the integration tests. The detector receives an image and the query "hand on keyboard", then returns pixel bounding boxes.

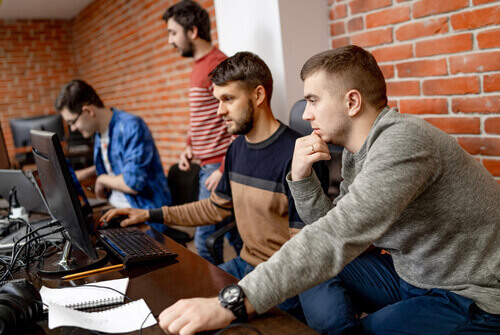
[99,208,149,227]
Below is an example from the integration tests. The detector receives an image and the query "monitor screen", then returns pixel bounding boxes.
[0,124,10,169]
[10,114,64,148]
[30,129,98,260]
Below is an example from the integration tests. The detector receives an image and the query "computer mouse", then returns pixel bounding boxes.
[99,215,128,229]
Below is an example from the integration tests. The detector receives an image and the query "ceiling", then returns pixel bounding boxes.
[0,0,94,20]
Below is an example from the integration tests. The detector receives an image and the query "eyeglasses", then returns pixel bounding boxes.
[66,110,83,127]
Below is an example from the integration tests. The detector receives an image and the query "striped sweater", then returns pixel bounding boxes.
[188,47,230,167]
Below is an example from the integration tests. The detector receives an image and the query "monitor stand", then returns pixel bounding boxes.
[38,240,107,276]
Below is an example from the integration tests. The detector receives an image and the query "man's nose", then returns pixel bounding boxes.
[303,106,313,121]
[217,104,226,116]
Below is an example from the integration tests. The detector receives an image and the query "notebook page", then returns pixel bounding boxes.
[40,278,129,309]
[47,299,157,333]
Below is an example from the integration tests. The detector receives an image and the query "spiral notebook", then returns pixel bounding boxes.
[40,278,129,311]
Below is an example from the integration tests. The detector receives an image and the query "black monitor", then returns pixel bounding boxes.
[10,114,64,148]
[0,124,10,169]
[30,129,106,275]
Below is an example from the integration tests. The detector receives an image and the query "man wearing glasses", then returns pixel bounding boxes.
[55,80,172,232]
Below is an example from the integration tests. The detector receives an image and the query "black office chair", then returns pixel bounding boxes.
[167,163,200,206]
[162,163,200,246]
[289,99,343,200]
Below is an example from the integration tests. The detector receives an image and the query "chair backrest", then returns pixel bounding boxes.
[289,100,313,136]
[167,163,201,206]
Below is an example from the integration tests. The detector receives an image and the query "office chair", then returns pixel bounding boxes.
[162,163,201,247]
[167,163,236,264]
[289,99,343,200]
[167,163,200,206]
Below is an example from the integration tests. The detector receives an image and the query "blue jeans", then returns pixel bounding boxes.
[220,256,305,321]
[194,163,242,264]
[299,249,500,335]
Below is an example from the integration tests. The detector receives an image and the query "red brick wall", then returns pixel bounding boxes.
[0,20,77,159]
[329,0,500,182]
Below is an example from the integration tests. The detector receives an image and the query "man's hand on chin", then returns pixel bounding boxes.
[158,297,236,335]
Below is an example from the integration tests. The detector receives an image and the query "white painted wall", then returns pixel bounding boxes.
[214,0,287,122]
[214,0,329,124]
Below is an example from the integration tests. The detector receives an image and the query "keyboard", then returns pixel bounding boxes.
[97,227,177,265]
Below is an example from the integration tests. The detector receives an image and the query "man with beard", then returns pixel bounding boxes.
[162,0,240,264]
[101,52,330,317]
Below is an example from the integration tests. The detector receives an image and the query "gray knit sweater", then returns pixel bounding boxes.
[239,107,500,315]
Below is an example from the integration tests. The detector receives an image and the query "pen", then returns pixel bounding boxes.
[62,264,124,281]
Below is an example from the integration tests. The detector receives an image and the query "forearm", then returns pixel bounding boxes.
[99,174,138,195]
[160,198,232,227]
[75,165,96,181]
[287,170,334,224]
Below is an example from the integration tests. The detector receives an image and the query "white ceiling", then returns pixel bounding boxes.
[0,0,94,20]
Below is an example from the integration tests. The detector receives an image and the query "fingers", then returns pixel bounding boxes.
[204,170,222,191]
[99,208,129,223]
[291,134,331,181]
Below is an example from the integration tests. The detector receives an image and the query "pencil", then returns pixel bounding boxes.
[62,264,124,281]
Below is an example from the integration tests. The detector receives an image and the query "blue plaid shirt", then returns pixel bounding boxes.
[94,109,172,209]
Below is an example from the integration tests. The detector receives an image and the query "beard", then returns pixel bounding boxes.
[229,100,254,135]
[180,38,194,57]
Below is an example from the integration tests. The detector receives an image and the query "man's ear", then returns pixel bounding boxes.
[253,85,266,106]
[346,89,362,117]
[82,105,95,117]
[187,26,198,40]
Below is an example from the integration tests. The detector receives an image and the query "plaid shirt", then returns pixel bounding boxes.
[94,109,171,209]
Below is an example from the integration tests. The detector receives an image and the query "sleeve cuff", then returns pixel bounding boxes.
[148,208,164,223]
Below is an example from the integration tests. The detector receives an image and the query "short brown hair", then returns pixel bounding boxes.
[209,52,273,105]
[55,80,104,114]
[162,0,211,43]
[301,45,387,109]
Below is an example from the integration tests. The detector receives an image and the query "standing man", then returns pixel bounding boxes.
[55,79,172,234]
[155,46,500,335]
[163,0,240,263]
[101,52,330,318]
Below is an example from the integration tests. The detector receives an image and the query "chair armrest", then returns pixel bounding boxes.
[206,218,236,265]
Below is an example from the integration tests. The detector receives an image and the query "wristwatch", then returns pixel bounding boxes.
[218,284,248,322]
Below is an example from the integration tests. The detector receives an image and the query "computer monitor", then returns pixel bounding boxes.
[31,129,106,275]
[0,124,11,169]
[10,114,64,148]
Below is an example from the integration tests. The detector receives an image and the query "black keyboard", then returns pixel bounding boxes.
[98,227,177,265]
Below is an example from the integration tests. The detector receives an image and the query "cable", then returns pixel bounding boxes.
[0,226,64,281]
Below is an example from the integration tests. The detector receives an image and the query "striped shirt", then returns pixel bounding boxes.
[188,47,230,166]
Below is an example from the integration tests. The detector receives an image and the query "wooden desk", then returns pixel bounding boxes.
[15,220,318,335]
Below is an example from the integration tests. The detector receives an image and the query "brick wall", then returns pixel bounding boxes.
[0,20,77,158]
[329,0,500,183]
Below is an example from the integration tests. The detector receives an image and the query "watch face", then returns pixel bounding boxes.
[222,286,240,303]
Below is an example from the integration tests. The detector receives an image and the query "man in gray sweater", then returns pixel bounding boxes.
[157,46,500,335]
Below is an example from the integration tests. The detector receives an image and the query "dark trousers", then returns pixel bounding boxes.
[299,249,500,334]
